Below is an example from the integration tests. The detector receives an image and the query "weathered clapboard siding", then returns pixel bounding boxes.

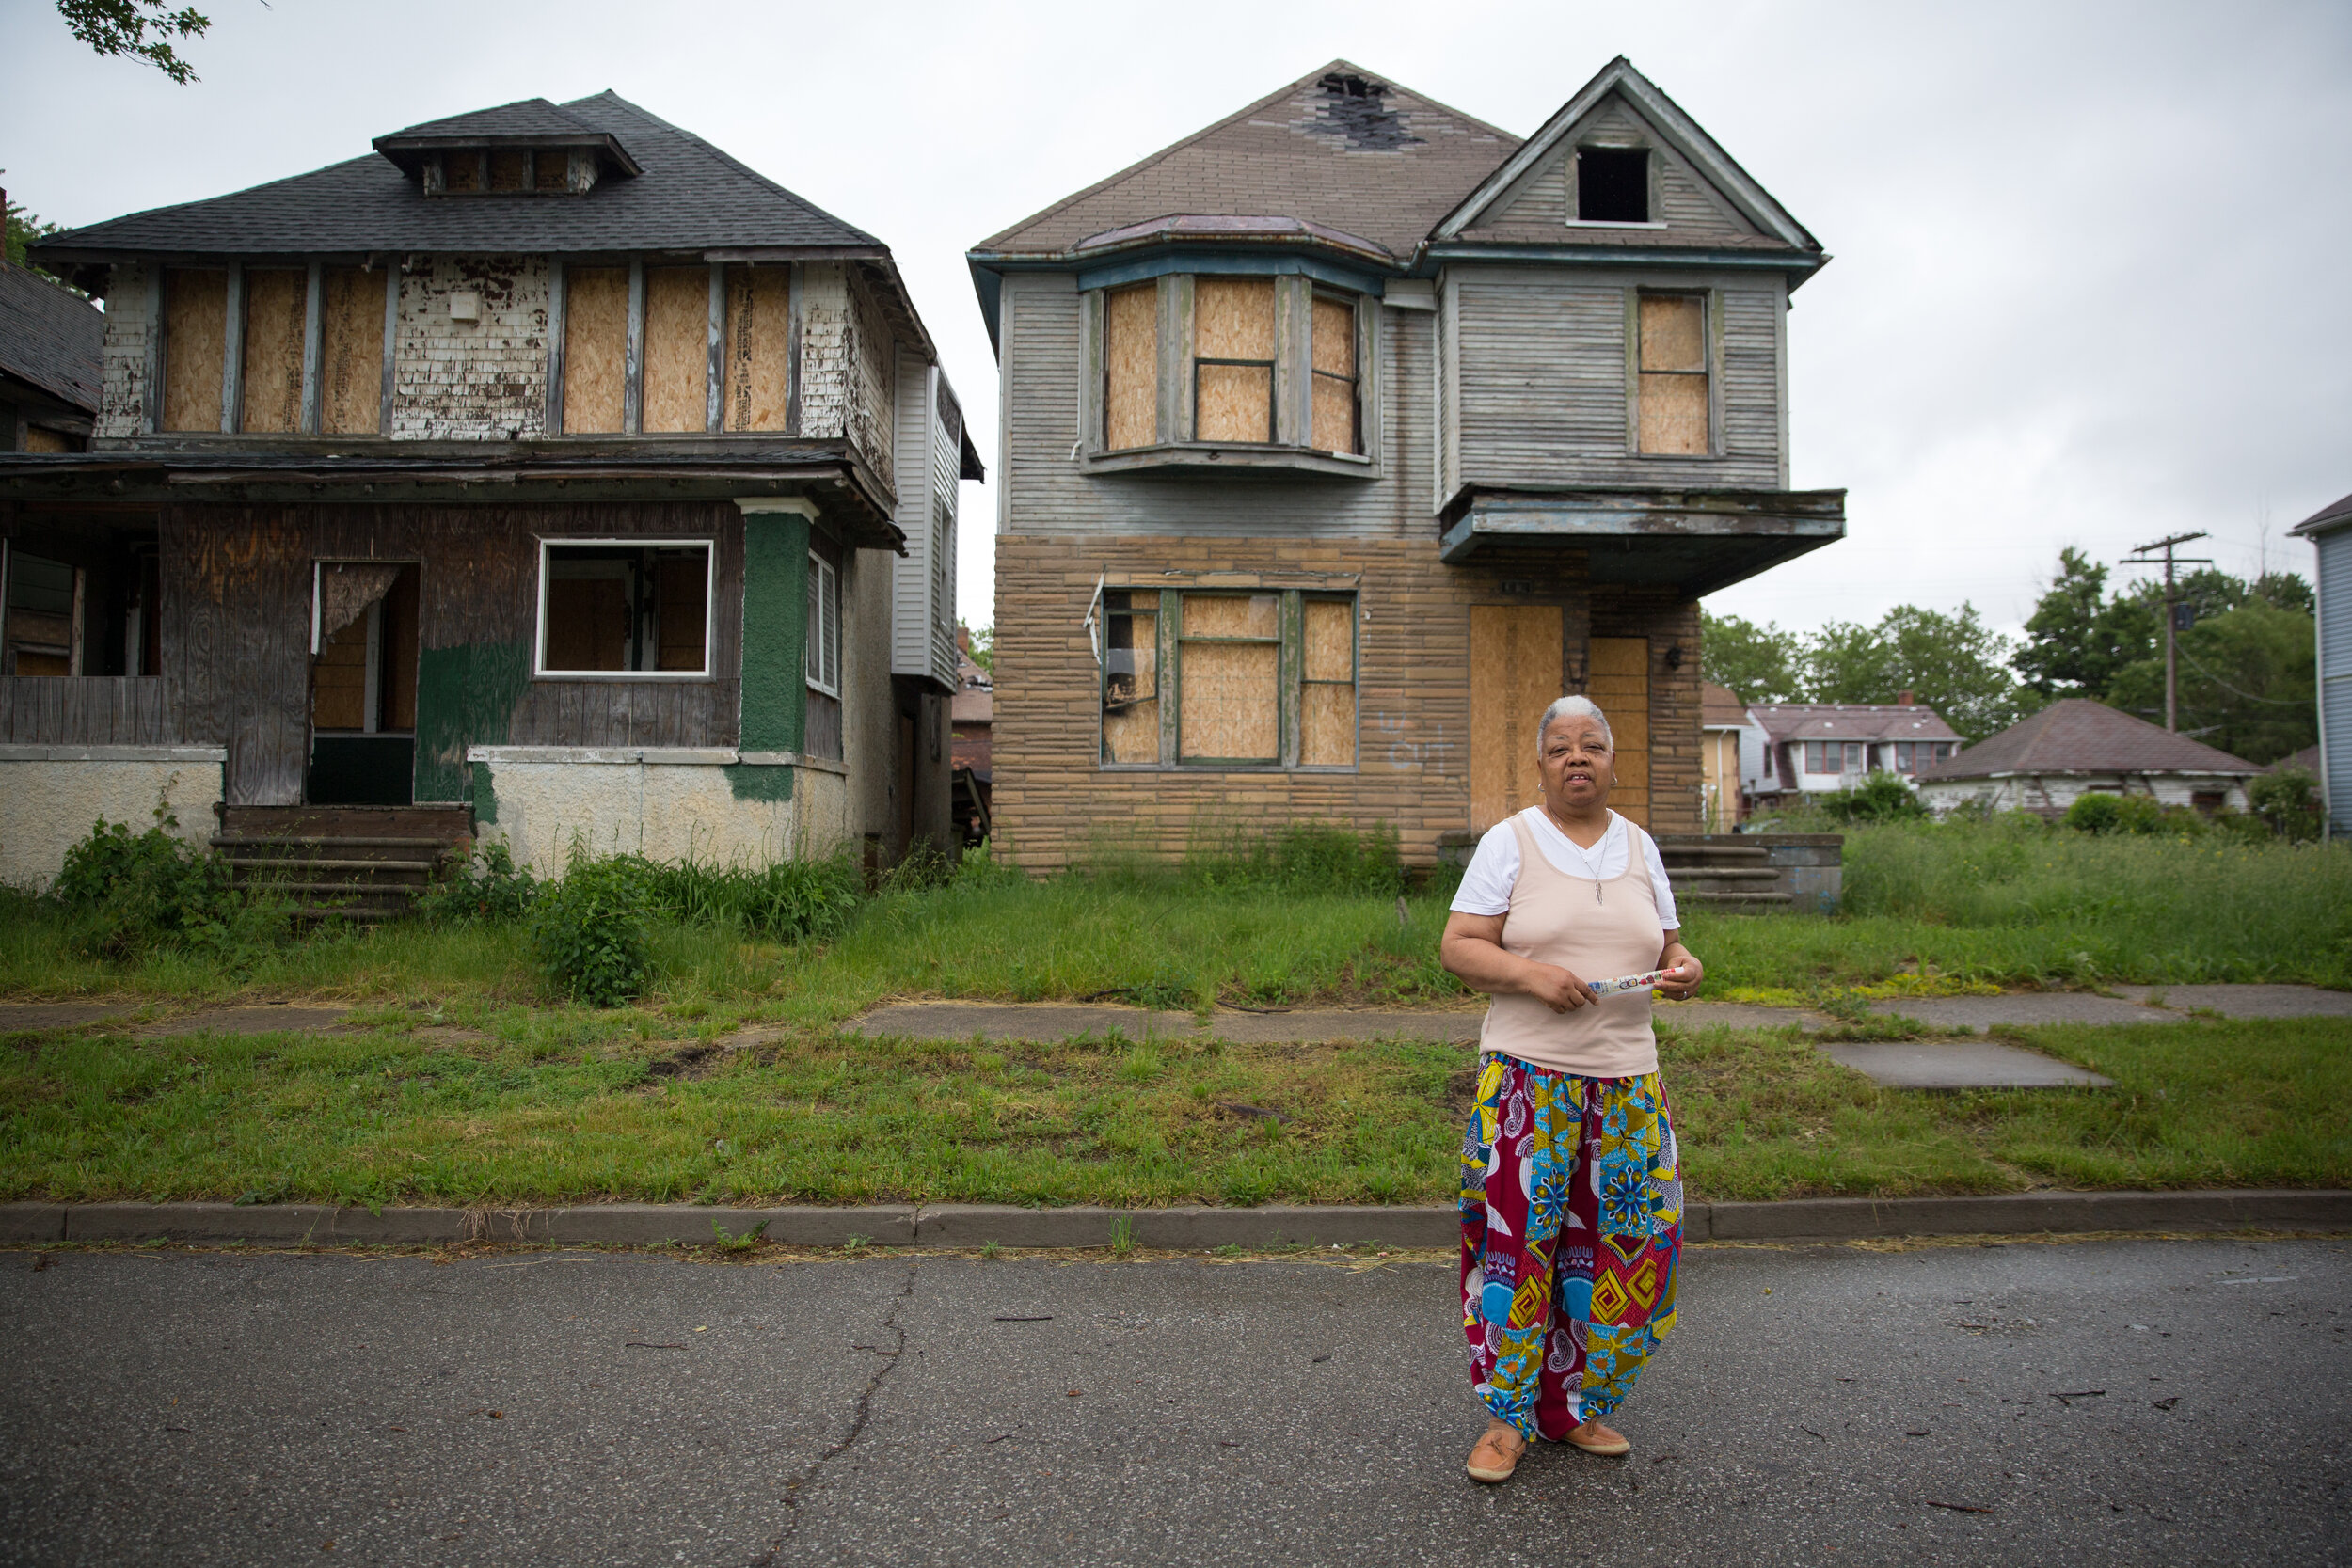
[1450,266,1783,490]
[0,677,170,745]
[998,273,1432,541]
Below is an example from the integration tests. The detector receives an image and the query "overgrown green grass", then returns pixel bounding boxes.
[4,1014,2341,1207]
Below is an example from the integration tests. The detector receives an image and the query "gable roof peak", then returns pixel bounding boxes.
[1432,54,1818,252]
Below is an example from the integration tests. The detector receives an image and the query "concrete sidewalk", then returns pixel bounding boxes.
[3,1238,2344,1565]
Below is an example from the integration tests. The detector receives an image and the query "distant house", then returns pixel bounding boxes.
[2291,490,2350,836]
[950,626,992,845]
[1913,698,2260,818]
[1698,681,1756,830]
[1743,698,1961,806]
[0,252,103,452]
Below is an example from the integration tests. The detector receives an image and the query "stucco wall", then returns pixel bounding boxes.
[0,750,223,890]
[470,752,850,877]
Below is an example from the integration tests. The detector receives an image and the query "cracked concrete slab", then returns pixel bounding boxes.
[1818,1040,2115,1089]
[2111,983,2352,1019]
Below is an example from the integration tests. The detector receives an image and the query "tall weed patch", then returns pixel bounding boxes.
[49,815,291,964]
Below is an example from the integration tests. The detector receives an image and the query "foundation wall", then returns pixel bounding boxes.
[468,752,850,878]
[0,748,224,890]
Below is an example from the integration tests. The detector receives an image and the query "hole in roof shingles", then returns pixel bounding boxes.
[1305,73,1423,152]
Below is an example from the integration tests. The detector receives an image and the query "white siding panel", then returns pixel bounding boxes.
[2318,528,2352,835]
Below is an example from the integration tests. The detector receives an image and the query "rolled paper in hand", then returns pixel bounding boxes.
[1588,969,1671,997]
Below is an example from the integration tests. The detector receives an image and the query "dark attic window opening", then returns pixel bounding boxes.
[1578,147,1649,223]
[1309,72,1423,152]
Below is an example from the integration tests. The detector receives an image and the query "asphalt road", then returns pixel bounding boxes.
[1,1237,2344,1566]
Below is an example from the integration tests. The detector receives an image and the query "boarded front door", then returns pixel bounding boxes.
[1587,636,1649,828]
[1469,605,1564,832]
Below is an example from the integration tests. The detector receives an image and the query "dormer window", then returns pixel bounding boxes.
[372,100,641,198]
[1576,146,1649,223]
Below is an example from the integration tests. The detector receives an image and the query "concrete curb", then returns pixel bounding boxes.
[4,1190,2344,1250]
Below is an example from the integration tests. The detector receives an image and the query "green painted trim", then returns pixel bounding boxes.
[726,761,795,802]
[740,511,810,756]
[471,760,499,824]
[413,641,532,805]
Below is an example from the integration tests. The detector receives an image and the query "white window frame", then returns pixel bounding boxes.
[532,536,716,680]
[805,551,840,698]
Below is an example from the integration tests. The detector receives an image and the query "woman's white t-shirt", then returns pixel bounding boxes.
[1448,807,1681,929]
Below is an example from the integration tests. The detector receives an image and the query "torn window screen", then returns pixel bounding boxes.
[1100,590,1159,764]
[540,544,709,674]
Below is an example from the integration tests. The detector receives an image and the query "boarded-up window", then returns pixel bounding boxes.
[3,552,81,676]
[805,553,840,697]
[1178,593,1279,762]
[240,269,307,434]
[1194,278,1276,443]
[162,268,226,433]
[642,266,708,434]
[1104,283,1157,451]
[318,267,385,435]
[562,267,628,434]
[1586,636,1649,826]
[1300,595,1356,766]
[488,150,530,192]
[1637,293,1708,455]
[1310,292,1359,454]
[723,265,791,431]
[1100,590,1158,764]
[539,543,711,674]
[535,153,569,193]
[442,154,482,194]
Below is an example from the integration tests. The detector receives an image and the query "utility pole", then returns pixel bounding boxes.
[2125,531,2212,732]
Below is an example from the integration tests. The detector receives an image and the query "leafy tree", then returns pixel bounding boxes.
[2014,546,2156,698]
[56,0,211,84]
[1804,603,2035,742]
[4,188,70,281]
[960,623,993,674]
[1698,610,1803,704]
[2104,599,2317,764]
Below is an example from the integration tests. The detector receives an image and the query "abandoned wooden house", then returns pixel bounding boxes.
[0,94,979,896]
[968,57,1845,883]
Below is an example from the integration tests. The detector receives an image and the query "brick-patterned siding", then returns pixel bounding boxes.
[993,532,1702,872]
[391,255,548,439]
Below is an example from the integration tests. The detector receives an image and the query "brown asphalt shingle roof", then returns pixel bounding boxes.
[976,61,1523,262]
[0,261,103,413]
[2290,491,2352,536]
[1915,699,2260,781]
[1701,682,1750,727]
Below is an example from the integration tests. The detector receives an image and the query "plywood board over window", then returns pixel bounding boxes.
[318,267,386,435]
[1310,293,1359,455]
[1637,293,1708,456]
[161,268,226,432]
[563,267,629,434]
[723,266,790,431]
[1104,283,1158,451]
[240,269,307,433]
[1194,278,1276,443]
[1586,636,1650,826]
[1100,590,1159,764]
[1300,595,1357,766]
[642,267,708,433]
[488,150,530,192]
[1179,593,1279,761]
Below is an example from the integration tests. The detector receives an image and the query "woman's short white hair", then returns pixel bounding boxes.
[1536,694,1613,753]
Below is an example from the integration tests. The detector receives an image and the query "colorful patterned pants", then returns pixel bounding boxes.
[1460,1053,1682,1440]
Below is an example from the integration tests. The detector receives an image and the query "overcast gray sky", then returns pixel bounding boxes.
[6,0,2345,641]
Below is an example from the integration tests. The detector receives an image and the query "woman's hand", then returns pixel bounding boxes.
[1654,938,1703,1001]
[1441,912,1596,1010]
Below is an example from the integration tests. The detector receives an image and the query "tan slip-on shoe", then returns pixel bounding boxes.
[1565,1419,1630,1455]
[1466,1422,1529,1482]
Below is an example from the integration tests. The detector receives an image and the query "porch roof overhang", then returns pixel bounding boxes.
[1438,485,1845,597]
[0,437,904,551]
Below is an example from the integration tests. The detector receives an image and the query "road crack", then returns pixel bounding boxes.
[772,1259,917,1551]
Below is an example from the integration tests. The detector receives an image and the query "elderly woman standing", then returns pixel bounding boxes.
[1440,694,1702,1483]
